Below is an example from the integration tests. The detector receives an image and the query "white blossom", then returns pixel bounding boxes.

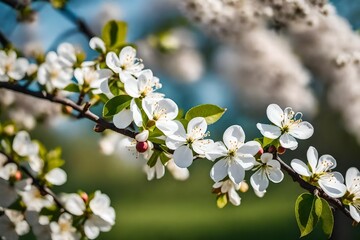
[61,193,86,216]
[206,125,261,185]
[142,98,179,135]
[344,167,360,222]
[44,168,67,186]
[106,46,144,82]
[250,153,284,192]
[74,65,113,95]
[89,37,106,54]
[0,209,30,240]
[166,117,212,168]
[25,211,51,240]
[19,186,54,212]
[37,51,73,91]
[143,159,165,181]
[213,180,242,206]
[0,50,29,82]
[57,43,77,68]
[50,213,79,240]
[257,104,314,150]
[123,69,162,98]
[84,191,115,239]
[12,130,38,158]
[291,146,347,198]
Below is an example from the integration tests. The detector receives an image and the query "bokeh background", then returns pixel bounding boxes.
[1,0,360,239]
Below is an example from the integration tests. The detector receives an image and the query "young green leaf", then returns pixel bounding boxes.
[185,104,226,125]
[63,83,80,93]
[102,95,132,117]
[216,194,228,209]
[295,193,321,238]
[147,150,162,168]
[320,198,334,239]
[262,137,274,148]
[102,20,127,49]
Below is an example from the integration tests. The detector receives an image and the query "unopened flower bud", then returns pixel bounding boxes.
[268,145,276,153]
[15,171,22,181]
[80,192,88,203]
[3,125,15,136]
[239,181,249,193]
[136,141,148,153]
[62,106,73,114]
[277,146,286,155]
[135,130,149,142]
[257,148,264,156]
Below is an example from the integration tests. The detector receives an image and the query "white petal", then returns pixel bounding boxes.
[318,176,347,198]
[316,154,337,173]
[142,98,154,120]
[113,109,133,129]
[210,159,228,182]
[187,117,207,137]
[155,160,165,179]
[228,187,241,206]
[260,153,273,164]
[291,159,311,177]
[192,139,213,155]
[223,125,245,150]
[84,219,100,239]
[267,161,284,183]
[157,98,178,121]
[45,168,67,185]
[279,133,298,149]
[106,52,121,73]
[228,162,245,185]
[62,194,85,216]
[266,104,284,127]
[13,131,38,157]
[156,120,178,136]
[307,146,318,174]
[89,37,106,53]
[124,76,140,98]
[256,123,281,139]
[350,205,360,222]
[74,68,84,85]
[204,141,227,161]
[173,145,193,168]
[289,121,314,140]
[346,167,360,192]
[130,99,143,127]
[236,155,255,170]
[135,130,149,142]
[99,79,113,97]
[237,141,261,156]
[119,46,136,64]
[250,169,269,192]
[9,58,29,80]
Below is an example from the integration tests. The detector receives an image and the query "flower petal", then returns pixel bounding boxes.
[345,167,360,192]
[256,123,281,139]
[187,117,207,138]
[205,141,227,161]
[113,109,133,129]
[236,155,255,170]
[45,168,67,185]
[291,159,311,177]
[192,139,213,155]
[267,161,284,183]
[237,141,261,156]
[289,121,314,140]
[223,125,245,150]
[124,76,140,98]
[266,104,284,127]
[250,169,269,192]
[350,205,360,223]
[156,120,178,136]
[318,176,347,198]
[210,159,228,182]
[228,162,245,185]
[106,52,121,73]
[228,187,241,206]
[279,133,298,149]
[89,37,106,53]
[62,194,85,216]
[307,146,318,174]
[173,145,193,168]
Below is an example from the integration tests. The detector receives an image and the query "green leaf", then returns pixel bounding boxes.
[147,150,161,168]
[103,95,132,117]
[102,20,127,49]
[216,194,228,209]
[295,193,321,238]
[320,198,334,239]
[159,152,171,165]
[262,137,274,148]
[185,104,226,125]
[63,83,80,93]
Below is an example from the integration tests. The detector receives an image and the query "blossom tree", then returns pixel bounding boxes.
[0,0,359,239]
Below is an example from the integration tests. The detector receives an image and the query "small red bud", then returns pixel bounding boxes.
[15,171,22,181]
[257,148,264,155]
[277,146,286,155]
[80,192,88,203]
[268,145,276,153]
[136,141,148,153]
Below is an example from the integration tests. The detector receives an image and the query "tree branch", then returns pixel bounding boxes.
[0,31,10,47]
[277,156,352,220]
[0,0,27,11]
[0,150,67,211]
[0,82,137,139]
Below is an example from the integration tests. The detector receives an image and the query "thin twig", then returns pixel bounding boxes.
[0,82,137,139]
[0,0,27,10]
[0,150,67,211]
[277,156,352,219]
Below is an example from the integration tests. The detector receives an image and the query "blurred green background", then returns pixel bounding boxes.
[1,0,360,239]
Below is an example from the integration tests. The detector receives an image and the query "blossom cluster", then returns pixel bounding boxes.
[0,124,115,240]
